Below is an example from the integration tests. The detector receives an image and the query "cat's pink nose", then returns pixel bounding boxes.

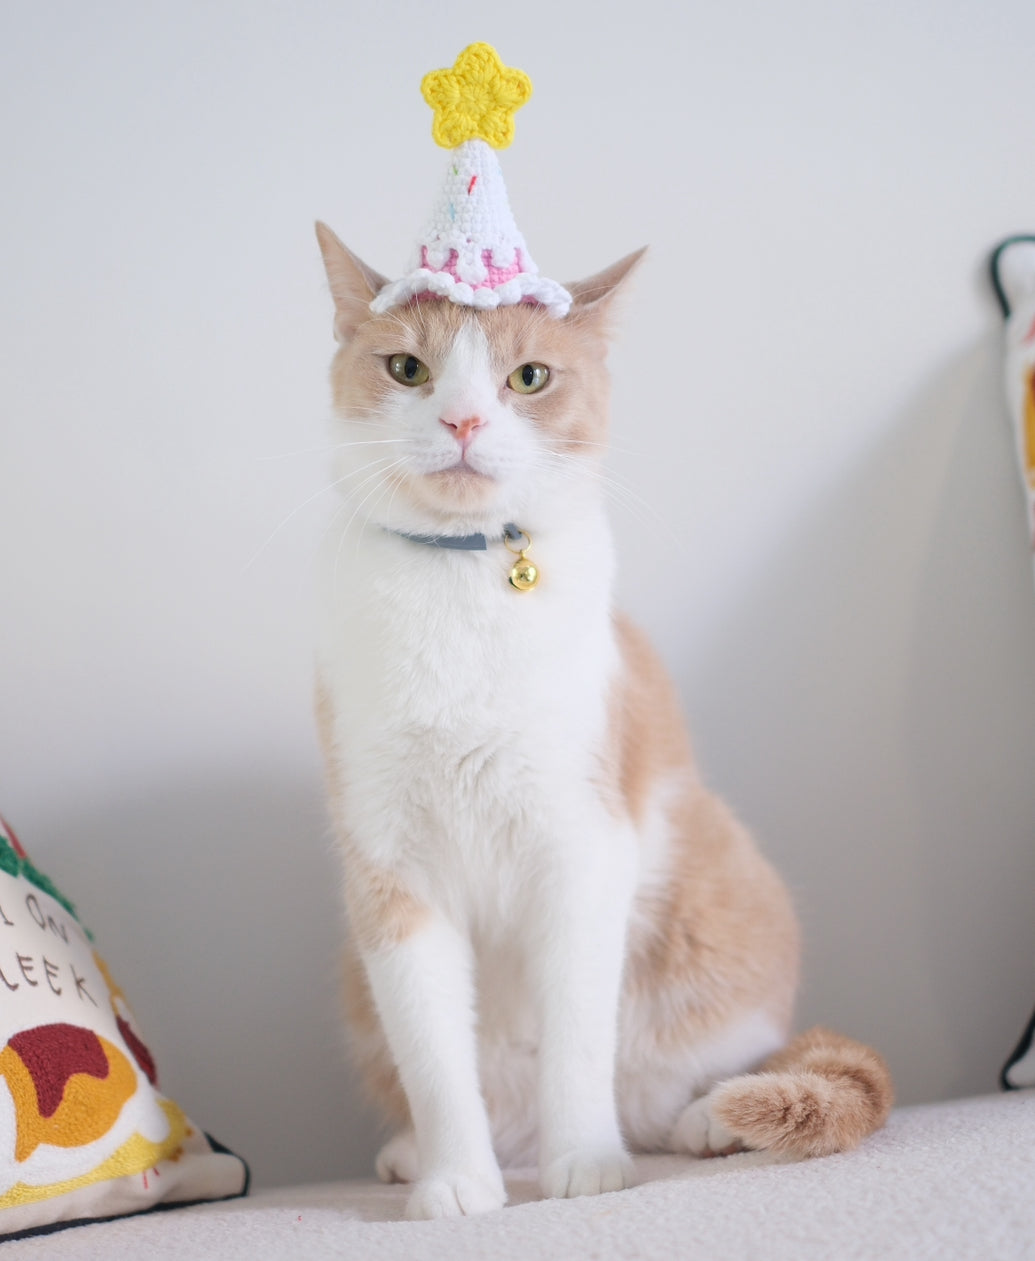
[440,415,485,450]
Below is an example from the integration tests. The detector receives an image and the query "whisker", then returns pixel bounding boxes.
[348,476,402,571]
[330,459,409,531]
[530,450,665,533]
[257,437,414,460]
[243,455,400,572]
[552,437,639,457]
[339,459,409,543]
[333,460,410,592]
[328,437,414,451]
[377,457,407,538]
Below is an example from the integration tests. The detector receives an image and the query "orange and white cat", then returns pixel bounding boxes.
[313,223,893,1221]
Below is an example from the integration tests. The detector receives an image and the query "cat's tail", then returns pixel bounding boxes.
[705,1026,893,1159]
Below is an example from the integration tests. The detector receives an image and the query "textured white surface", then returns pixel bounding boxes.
[6,1094,1034,1260]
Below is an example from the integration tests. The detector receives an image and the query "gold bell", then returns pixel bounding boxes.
[509,559,539,591]
[504,528,540,592]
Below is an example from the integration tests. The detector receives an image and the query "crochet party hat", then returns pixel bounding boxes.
[369,43,572,318]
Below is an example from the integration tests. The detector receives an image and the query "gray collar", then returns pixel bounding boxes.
[388,522,525,551]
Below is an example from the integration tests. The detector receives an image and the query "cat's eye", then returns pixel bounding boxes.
[388,354,430,386]
[507,363,550,394]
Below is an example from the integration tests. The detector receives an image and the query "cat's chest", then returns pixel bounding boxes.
[320,526,615,738]
[318,524,619,913]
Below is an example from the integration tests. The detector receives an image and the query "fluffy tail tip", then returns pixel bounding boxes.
[710,1027,894,1159]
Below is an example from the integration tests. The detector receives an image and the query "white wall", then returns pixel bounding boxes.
[3,0,1035,1189]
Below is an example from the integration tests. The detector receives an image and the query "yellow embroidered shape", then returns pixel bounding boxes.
[421,43,532,151]
[0,1099,190,1210]
[0,1032,138,1162]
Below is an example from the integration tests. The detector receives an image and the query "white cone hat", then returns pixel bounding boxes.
[370,44,572,318]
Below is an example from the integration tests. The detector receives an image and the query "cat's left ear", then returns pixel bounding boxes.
[315,221,391,343]
[564,247,648,321]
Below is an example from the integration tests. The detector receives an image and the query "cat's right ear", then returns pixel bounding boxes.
[315,222,390,343]
[565,248,648,316]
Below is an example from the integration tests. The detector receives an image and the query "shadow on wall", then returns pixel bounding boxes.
[26,771,383,1190]
[689,332,1035,1107]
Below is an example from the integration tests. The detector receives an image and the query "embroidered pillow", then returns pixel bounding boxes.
[0,812,248,1240]
[990,235,1035,1091]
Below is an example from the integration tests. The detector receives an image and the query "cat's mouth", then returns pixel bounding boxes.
[426,450,497,483]
[430,460,493,481]
[411,457,499,512]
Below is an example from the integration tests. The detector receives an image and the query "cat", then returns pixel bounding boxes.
[312,221,893,1220]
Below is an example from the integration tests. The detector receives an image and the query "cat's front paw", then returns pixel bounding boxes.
[404,1171,507,1220]
[540,1148,634,1199]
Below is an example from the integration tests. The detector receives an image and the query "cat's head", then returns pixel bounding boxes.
[316,222,643,538]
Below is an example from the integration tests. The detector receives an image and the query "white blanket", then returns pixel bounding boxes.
[6,1093,1034,1260]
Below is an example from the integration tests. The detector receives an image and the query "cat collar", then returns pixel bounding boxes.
[388,522,540,591]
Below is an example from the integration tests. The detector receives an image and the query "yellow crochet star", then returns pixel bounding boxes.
[421,43,532,151]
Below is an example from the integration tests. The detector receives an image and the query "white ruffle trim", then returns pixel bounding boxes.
[370,270,572,319]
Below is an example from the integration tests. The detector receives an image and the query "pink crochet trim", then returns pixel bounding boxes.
[420,246,525,289]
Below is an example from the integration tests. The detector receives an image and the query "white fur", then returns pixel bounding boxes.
[318,318,778,1217]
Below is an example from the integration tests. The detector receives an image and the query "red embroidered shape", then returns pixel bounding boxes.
[117,1015,158,1087]
[9,1023,109,1118]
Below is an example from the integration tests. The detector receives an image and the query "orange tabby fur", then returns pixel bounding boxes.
[712,1028,894,1157]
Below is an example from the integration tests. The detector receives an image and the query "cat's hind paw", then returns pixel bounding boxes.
[404,1171,507,1219]
[670,1094,746,1158]
[375,1130,419,1184]
[540,1148,635,1199]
